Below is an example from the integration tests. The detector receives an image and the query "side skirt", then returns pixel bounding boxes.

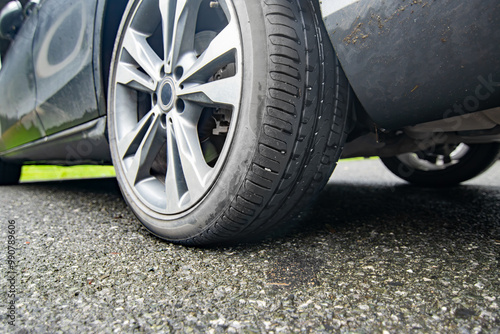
[0,117,111,165]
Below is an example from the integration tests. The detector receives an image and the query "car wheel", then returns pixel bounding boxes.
[107,0,351,245]
[0,159,21,185]
[381,143,500,187]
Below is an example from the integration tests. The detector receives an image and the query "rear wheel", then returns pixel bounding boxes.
[0,159,21,185]
[381,143,500,187]
[108,0,351,245]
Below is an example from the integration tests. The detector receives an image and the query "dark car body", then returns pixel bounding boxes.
[321,0,500,129]
[0,0,126,163]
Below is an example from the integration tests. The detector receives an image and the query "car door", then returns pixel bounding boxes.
[0,3,45,152]
[32,0,99,136]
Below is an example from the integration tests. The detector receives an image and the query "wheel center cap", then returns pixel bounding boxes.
[159,79,175,110]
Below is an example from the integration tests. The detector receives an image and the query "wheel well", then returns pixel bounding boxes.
[100,0,128,97]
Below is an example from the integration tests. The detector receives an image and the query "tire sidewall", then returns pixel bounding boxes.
[108,0,268,241]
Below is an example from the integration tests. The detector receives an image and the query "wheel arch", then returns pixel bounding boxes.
[94,0,129,113]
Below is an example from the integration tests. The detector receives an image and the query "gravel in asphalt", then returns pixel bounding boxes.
[1,159,499,333]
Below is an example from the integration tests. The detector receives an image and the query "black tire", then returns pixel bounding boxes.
[0,159,21,185]
[108,0,351,245]
[381,143,500,187]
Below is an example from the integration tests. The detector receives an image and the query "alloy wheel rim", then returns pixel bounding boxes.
[397,143,470,171]
[111,0,243,214]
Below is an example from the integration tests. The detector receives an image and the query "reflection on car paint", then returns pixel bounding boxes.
[33,0,100,135]
[35,1,88,79]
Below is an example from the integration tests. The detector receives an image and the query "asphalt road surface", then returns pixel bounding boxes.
[1,159,499,333]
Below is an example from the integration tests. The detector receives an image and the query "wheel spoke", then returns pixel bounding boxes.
[165,121,185,212]
[178,100,204,124]
[159,0,175,67]
[161,0,202,73]
[119,107,165,185]
[180,21,240,83]
[178,76,241,108]
[116,62,156,93]
[123,28,163,83]
[170,114,213,201]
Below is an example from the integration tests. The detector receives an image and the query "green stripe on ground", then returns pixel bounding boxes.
[20,165,116,182]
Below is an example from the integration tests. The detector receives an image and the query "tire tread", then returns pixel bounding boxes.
[186,0,352,245]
